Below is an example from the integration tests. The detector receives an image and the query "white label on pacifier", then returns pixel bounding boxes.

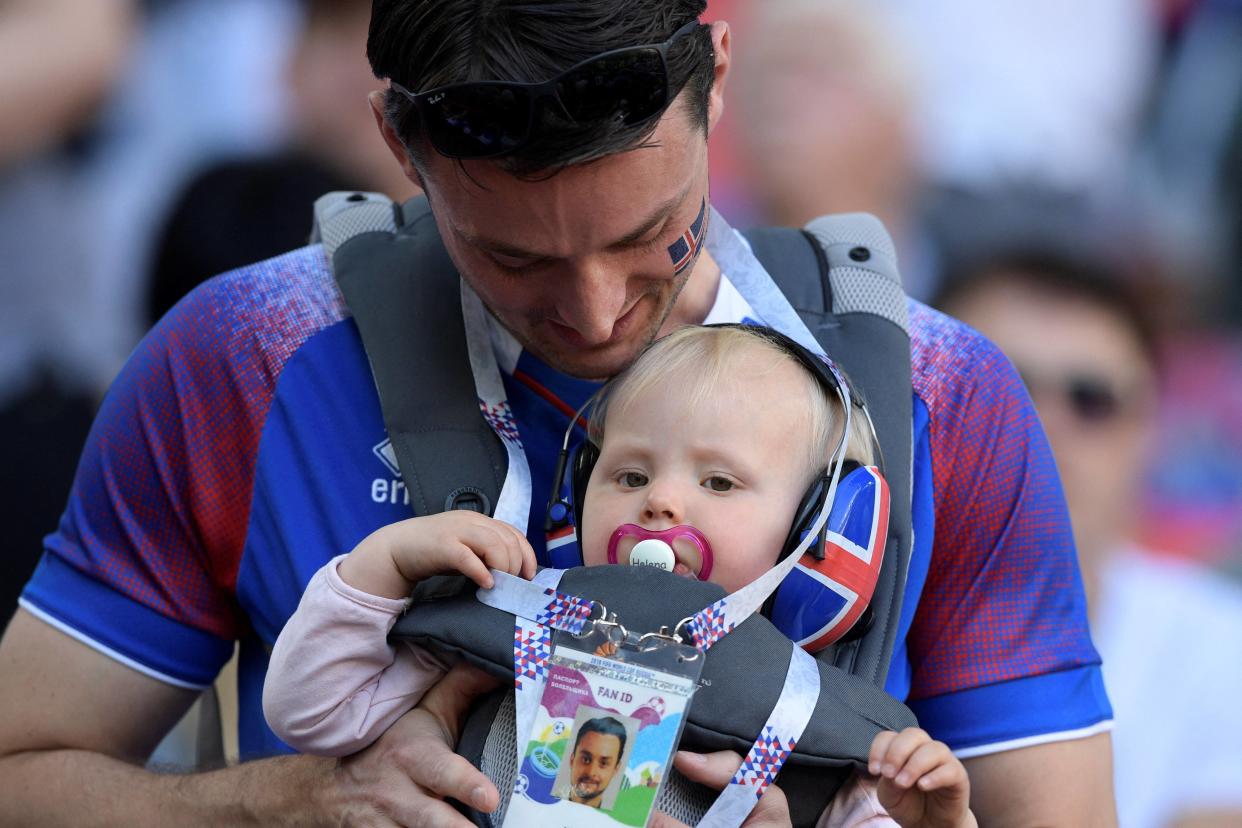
[629,538,676,571]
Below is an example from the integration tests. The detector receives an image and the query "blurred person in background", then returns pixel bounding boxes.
[939,249,1242,828]
[146,0,419,323]
[1136,0,1242,326]
[0,0,138,615]
[731,0,939,300]
[0,0,304,770]
[0,0,135,169]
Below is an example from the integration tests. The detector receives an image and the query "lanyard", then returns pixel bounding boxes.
[703,207,818,352]
[461,281,532,534]
[511,568,569,769]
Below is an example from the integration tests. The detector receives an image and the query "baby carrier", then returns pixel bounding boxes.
[313,192,917,827]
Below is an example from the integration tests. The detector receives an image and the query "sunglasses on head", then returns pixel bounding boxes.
[389,19,703,160]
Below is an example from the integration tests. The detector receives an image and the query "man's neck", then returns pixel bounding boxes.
[663,249,722,332]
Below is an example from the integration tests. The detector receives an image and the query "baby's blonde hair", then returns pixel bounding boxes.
[588,326,875,482]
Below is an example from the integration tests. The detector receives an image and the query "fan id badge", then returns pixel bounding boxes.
[504,621,703,828]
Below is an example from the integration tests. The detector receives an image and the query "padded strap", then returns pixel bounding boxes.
[317,192,508,517]
[743,218,913,688]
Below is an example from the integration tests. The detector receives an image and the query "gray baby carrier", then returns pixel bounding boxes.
[313,193,917,827]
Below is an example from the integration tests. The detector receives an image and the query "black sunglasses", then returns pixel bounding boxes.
[389,19,703,160]
[1018,368,1131,424]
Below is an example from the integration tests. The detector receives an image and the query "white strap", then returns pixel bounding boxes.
[479,570,595,636]
[698,647,821,827]
[461,280,532,534]
[511,568,566,776]
[705,208,818,353]
[680,210,854,649]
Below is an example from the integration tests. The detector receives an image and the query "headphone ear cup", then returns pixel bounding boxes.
[769,462,890,653]
[570,440,600,540]
[779,476,831,564]
[760,475,827,620]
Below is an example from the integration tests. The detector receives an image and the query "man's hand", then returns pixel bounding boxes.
[325,662,502,827]
[0,609,504,827]
[650,750,791,828]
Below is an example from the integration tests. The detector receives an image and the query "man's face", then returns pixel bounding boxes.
[414,100,714,380]
[569,730,623,806]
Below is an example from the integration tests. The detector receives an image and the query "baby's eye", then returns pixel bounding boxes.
[619,471,648,488]
[703,476,734,492]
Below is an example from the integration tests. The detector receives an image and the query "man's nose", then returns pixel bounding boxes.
[555,259,628,345]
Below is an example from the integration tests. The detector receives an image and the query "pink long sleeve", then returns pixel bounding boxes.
[816,774,899,828]
[263,554,448,757]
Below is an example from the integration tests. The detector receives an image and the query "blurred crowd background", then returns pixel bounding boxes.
[2,1,1241,825]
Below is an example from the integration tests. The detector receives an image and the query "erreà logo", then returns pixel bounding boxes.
[372,439,401,477]
[370,438,410,506]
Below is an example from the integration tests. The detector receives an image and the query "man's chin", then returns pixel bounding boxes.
[525,334,650,381]
[573,786,603,801]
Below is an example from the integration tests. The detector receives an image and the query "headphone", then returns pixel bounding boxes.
[543,324,891,652]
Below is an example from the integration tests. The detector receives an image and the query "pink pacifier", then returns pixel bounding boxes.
[606,524,713,581]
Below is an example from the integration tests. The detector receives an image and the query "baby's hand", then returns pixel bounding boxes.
[338,511,537,599]
[869,727,975,828]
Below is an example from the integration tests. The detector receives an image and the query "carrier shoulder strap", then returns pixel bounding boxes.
[313,191,507,518]
[742,220,913,689]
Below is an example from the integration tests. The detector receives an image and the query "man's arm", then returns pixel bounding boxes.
[963,734,1117,827]
[904,303,1118,822]
[0,609,499,828]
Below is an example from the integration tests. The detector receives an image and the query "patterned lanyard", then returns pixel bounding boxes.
[460,282,532,534]
[703,207,820,353]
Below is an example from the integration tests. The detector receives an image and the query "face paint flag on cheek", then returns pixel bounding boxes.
[668,197,708,275]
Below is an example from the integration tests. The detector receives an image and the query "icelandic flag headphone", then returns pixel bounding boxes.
[544,324,890,653]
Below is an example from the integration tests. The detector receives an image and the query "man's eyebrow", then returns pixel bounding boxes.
[605,184,693,250]
[460,182,693,259]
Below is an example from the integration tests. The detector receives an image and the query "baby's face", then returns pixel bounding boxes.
[580,356,816,593]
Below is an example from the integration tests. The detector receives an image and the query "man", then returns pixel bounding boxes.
[560,717,627,809]
[0,2,1116,826]
[940,251,1242,828]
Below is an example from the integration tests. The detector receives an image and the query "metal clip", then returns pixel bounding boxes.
[590,610,629,645]
[639,624,701,662]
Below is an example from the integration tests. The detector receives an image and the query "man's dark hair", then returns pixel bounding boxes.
[935,249,1163,376]
[367,0,713,177]
[573,715,628,757]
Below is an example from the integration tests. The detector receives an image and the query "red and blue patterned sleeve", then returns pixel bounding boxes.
[19,247,343,689]
[904,302,1111,755]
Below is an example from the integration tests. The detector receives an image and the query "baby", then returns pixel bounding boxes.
[264,324,975,828]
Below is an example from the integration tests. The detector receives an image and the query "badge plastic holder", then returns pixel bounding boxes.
[504,609,704,827]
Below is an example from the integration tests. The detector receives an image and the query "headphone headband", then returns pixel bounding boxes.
[701,323,882,477]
